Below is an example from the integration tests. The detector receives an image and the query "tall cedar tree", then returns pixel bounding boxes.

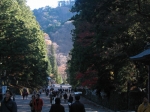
[0,0,51,87]
[68,0,150,93]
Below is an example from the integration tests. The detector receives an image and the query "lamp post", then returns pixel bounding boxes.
[130,44,150,102]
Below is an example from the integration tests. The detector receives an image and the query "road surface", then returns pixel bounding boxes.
[15,84,113,112]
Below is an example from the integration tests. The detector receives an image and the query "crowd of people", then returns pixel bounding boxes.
[0,86,85,112]
[43,87,85,112]
[1,86,150,112]
[27,86,85,112]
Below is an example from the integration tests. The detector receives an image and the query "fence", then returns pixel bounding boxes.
[79,89,145,111]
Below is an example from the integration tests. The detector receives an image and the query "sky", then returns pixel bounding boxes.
[26,0,59,10]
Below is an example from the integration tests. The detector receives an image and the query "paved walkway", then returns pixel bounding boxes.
[15,92,114,112]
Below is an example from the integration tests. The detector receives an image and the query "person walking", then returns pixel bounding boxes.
[69,95,85,112]
[0,90,17,112]
[12,92,15,101]
[33,89,37,95]
[68,94,73,104]
[29,95,35,112]
[68,94,73,108]
[33,94,43,112]
[137,96,150,112]
[63,93,68,103]
[49,91,53,104]
[49,98,65,112]
[22,91,25,100]
[25,91,28,99]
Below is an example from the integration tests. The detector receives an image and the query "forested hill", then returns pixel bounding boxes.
[33,6,74,39]
[33,5,74,80]
[33,5,74,55]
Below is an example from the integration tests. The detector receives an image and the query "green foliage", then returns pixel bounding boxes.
[33,5,75,85]
[0,0,51,87]
[49,44,60,83]
[49,44,56,74]
[67,0,150,93]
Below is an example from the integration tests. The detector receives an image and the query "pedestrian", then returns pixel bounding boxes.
[33,89,36,95]
[137,96,150,112]
[60,93,62,99]
[22,91,25,100]
[33,94,43,112]
[39,89,42,94]
[12,92,15,101]
[63,93,68,103]
[49,91,52,104]
[0,90,17,112]
[69,95,85,112]
[68,94,73,108]
[49,98,65,112]
[25,91,28,99]
[29,95,35,112]
[68,94,73,104]
[22,88,27,100]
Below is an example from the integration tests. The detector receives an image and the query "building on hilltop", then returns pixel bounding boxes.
[58,0,75,7]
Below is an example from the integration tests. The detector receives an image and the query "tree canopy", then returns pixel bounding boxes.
[67,0,150,93]
[0,0,51,87]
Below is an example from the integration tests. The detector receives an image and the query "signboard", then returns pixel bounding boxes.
[2,86,7,94]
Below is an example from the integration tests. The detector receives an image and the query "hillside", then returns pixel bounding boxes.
[33,6,74,81]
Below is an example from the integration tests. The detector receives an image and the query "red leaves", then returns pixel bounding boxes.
[75,21,95,47]
[76,72,84,79]
[75,65,98,88]
[78,31,95,39]
[81,77,98,88]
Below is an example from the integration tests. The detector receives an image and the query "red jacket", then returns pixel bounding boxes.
[33,98,43,111]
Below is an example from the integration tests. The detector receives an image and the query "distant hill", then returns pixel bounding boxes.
[33,5,74,77]
[33,6,74,40]
[33,5,74,55]
[51,21,74,55]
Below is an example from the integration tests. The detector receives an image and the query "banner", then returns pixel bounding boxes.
[2,86,7,94]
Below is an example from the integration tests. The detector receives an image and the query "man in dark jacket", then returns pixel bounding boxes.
[68,94,73,109]
[49,98,65,112]
[63,93,68,103]
[69,95,85,112]
[68,94,73,104]
[1,90,17,112]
